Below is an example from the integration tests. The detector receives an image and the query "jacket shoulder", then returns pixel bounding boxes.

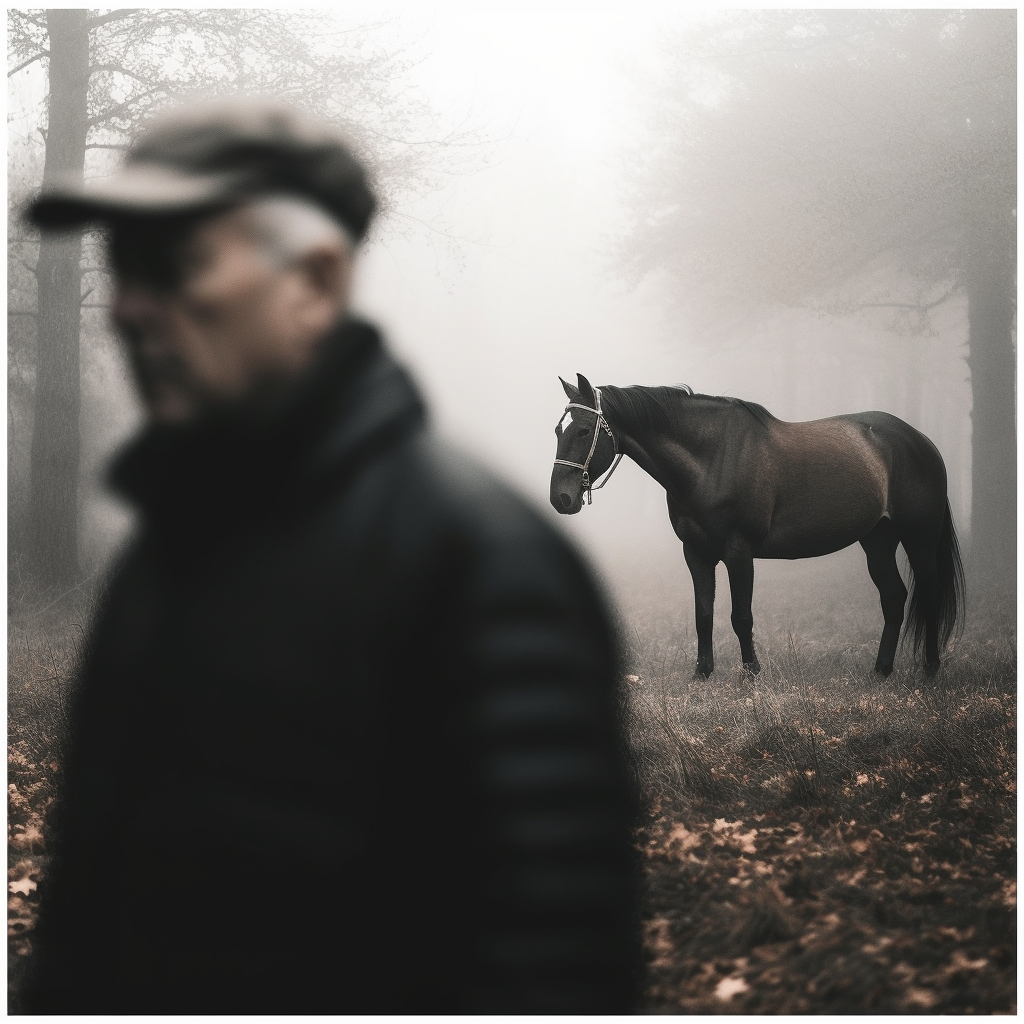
[390,435,615,638]
[388,433,585,564]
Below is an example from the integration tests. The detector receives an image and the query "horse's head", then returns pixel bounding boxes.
[550,373,618,514]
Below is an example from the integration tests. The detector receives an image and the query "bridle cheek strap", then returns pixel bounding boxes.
[552,388,624,505]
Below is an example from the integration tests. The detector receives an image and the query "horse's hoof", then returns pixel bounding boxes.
[874,662,893,677]
[693,663,714,680]
[743,659,761,676]
[924,659,940,677]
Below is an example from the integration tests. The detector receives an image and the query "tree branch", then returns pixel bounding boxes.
[86,85,165,127]
[11,12,47,30]
[8,51,48,78]
[88,62,159,86]
[84,142,130,150]
[86,9,142,32]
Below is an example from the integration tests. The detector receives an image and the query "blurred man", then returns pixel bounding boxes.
[24,99,640,1014]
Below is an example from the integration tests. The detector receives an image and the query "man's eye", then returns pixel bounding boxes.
[178,244,212,279]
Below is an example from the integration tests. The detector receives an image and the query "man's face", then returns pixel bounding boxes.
[110,205,347,424]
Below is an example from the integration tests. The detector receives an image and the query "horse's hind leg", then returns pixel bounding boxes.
[683,542,717,679]
[859,518,907,676]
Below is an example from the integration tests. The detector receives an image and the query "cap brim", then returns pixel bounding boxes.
[28,164,251,228]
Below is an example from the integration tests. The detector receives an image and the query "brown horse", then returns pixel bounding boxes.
[550,374,964,678]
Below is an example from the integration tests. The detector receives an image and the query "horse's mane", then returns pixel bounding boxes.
[599,385,776,433]
[598,386,679,432]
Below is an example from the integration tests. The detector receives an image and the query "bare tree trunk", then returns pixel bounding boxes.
[965,256,1016,596]
[30,10,89,587]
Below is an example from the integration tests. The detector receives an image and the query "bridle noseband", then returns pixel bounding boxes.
[552,387,624,505]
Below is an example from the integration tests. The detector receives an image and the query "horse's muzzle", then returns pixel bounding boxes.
[550,489,582,515]
[550,464,584,514]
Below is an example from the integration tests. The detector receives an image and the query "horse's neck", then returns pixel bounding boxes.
[613,405,714,496]
[614,423,688,491]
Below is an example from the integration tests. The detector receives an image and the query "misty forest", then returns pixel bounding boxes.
[8,7,1015,1013]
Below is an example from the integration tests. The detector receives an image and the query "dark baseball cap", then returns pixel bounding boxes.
[27,97,377,241]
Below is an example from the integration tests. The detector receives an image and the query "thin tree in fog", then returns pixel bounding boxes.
[9,8,464,589]
[621,9,1015,590]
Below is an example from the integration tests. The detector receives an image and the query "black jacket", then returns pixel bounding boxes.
[25,317,640,1014]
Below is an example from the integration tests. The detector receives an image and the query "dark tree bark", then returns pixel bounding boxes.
[965,255,1016,594]
[29,10,89,587]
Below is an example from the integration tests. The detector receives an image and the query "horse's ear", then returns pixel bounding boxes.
[560,376,579,400]
[576,373,596,402]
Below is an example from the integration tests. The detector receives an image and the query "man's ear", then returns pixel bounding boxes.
[560,376,580,400]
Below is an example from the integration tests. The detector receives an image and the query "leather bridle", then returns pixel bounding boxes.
[552,387,624,505]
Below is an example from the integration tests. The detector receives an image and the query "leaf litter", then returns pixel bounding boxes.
[627,580,1016,1014]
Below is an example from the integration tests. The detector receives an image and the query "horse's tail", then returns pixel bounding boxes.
[907,499,966,659]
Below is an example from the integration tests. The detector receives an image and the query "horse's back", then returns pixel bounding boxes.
[834,410,943,460]
[778,410,945,478]
[832,411,948,505]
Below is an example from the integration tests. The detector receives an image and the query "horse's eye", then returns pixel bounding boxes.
[577,427,588,437]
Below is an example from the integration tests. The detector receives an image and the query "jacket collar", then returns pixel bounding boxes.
[111,315,425,531]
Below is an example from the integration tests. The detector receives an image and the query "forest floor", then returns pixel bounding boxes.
[7,578,94,1011]
[617,550,1016,1014]
[8,553,1017,1013]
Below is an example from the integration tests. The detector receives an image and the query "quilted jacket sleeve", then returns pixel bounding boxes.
[448,492,642,1013]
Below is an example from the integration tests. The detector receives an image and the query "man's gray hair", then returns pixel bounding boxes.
[243,195,355,267]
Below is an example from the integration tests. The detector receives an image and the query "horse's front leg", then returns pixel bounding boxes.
[683,542,717,679]
[724,542,760,674]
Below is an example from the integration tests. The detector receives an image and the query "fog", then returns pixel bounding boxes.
[9,5,994,618]
[328,6,974,605]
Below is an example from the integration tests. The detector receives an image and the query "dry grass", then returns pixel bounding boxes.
[617,549,1016,1014]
